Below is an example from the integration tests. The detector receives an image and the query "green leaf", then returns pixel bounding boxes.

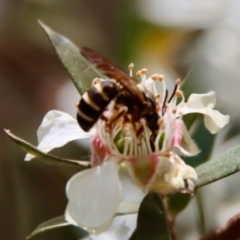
[184,117,215,168]
[4,129,90,168]
[26,216,70,239]
[135,192,172,240]
[196,145,240,188]
[38,20,103,95]
[167,194,192,219]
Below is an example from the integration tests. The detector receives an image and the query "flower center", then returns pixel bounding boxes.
[93,66,186,161]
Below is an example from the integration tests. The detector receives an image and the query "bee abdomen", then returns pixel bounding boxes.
[77,80,119,131]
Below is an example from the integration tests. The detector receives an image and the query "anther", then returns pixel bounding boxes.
[151,74,158,81]
[158,74,164,81]
[175,90,183,97]
[157,118,165,127]
[155,94,161,99]
[175,78,181,85]
[140,68,148,75]
[172,108,177,114]
[128,63,134,70]
[136,70,141,77]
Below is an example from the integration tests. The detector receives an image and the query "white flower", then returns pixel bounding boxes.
[26,68,229,235]
[82,214,137,240]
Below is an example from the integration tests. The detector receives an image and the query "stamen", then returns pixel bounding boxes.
[129,133,134,156]
[143,123,152,153]
[123,139,129,156]
[175,78,181,85]
[158,76,166,108]
[128,63,134,77]
[171,90,183,107]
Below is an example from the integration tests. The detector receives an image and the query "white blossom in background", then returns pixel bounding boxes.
[25,68,229,235]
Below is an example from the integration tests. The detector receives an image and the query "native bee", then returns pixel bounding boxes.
[77,47,160,136]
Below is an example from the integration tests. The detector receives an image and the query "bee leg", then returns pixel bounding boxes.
[136,125,144,137]
[149,133,157,152]
[127,106,140,133]
[107,106,128,129]
[100,114,108,121]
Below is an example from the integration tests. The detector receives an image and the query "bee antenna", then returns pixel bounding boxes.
[162,90,168,115]
[167,79,180,104]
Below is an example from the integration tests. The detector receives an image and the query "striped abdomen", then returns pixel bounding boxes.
[77,80,119,131]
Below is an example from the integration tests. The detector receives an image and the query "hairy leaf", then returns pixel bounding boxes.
[196,145,240,188]
[26,216,70,239]
[134,192,172,240]
[4,129,90,168]
[39,21,103,95]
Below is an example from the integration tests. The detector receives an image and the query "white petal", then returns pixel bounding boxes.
[83,214,137,240]
[119,169,145,202]
[187,91,216,109]
[65,160,122,234]
[116,169,145,214]
[181,107,230,134]
[203,109,230,134]
[25,110,95,160]
[172,120,199,156]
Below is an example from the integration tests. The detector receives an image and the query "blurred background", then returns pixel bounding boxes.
[2,0,240,239]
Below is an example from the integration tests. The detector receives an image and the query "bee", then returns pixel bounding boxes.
[76,79,120,131]
[77,47,161,137]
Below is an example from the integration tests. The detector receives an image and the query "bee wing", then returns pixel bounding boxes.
[81,47,145,103]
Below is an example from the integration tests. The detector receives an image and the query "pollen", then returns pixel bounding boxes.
[140,68,148,75]
[175,90,183,97]
[151,74,158,81]
[175,78,181,85]
[129,63,134,77]
[157,118,164,127]
[136,70,141,77]
[128,63,134,70]
[157,74,164,81]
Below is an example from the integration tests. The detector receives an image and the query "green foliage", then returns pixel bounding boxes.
[7,23,240,240]
[196,145,240,188]
[184,118,215,168]
[4,129,90,168]
[133,192,172,240]
[26,216,71,239]
[167,194,192,219]
[39,21,103,95]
